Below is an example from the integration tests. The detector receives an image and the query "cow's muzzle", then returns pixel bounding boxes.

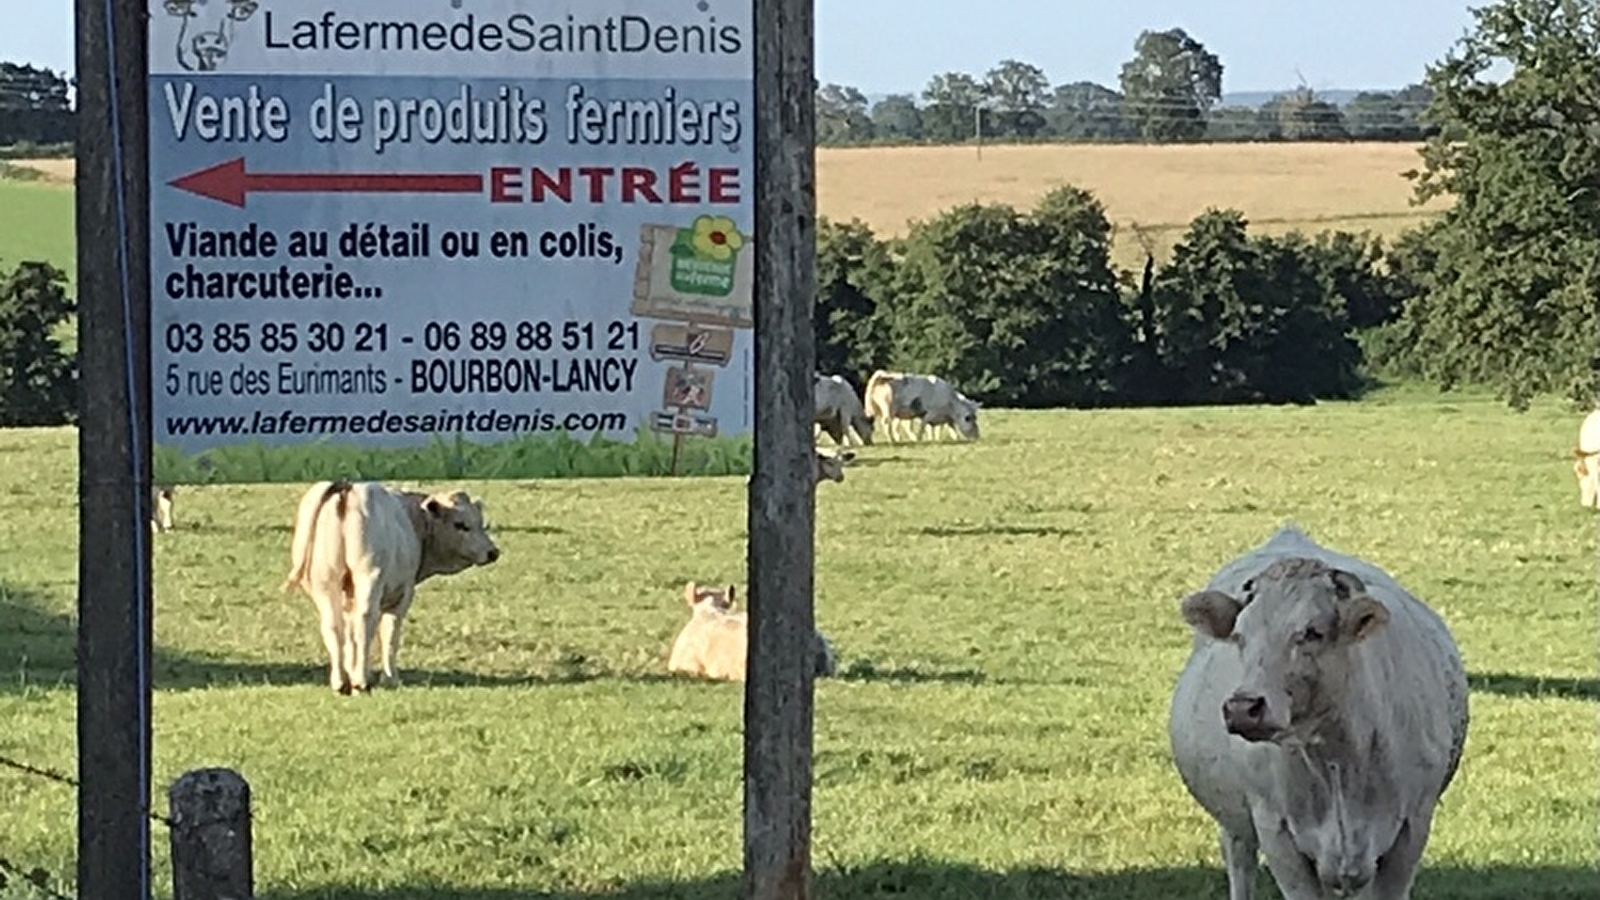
[1221,692,1277,742]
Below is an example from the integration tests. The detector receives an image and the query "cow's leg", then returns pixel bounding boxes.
[1367,814,1431,900]
[1255,824,1327,900]
[1219,825,1259,900]
[377,586,416,688]
[312,593,348,694]
[346,577,382,693]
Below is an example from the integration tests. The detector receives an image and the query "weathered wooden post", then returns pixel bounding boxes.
[744,0,819,899]
[75,1,155,898]
[168,769,254,900]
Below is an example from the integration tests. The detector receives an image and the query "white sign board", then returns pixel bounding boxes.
[147,0,754,483]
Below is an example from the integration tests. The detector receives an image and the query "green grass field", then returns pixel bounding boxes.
[0,386,1595,899]
[0,179,73,282]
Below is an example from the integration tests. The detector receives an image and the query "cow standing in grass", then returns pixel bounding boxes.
[281,480,499,694]
[1168,525,1468,900]
[815,373,874,446]
[863,369,981,442]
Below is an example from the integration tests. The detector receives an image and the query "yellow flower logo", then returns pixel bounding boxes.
[689,215,744,262]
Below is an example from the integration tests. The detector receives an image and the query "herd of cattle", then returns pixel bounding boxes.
[134,393,1599,900]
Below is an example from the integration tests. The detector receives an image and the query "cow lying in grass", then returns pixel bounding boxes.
[281,480,500,694]
[666,582,838,683]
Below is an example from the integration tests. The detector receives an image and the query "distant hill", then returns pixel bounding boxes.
[858,88,1389,110]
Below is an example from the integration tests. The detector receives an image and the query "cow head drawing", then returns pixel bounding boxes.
[164,0,261,72]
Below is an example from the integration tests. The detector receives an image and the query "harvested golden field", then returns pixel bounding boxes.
[815,142,1450,271]
[10,157,73,183]
[15,142,1450,272]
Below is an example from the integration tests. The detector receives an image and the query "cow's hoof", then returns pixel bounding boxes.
[334,682,351,696]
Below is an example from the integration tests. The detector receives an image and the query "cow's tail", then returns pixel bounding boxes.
[280,480,353,594]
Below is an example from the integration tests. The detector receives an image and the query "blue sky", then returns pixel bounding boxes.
[5,0,1482,96]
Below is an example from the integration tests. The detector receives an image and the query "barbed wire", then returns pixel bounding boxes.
[0,854,77,900]
[0,754,173,827]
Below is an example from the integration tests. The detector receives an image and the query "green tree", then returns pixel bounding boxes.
[1342,91,1413,140]
[0,261,77,426]
[891,190,1132,407]
[815,83,874,145]
[1045,82,1128,141]
[920,71,984,142]
[1401,0,1600,408]
[1149,210,1361,404]
[870,94,923,141]
[1264,87,1349,140]
[814,218,897,391]
[983,59,1050,138]
[1118,28,1224,142]
[0,62,74,146]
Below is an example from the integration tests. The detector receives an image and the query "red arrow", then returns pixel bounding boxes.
[169,157,484,208]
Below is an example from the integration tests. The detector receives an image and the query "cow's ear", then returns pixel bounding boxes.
[684,582,698,607]
[839,450,857,464]
[726,585,737,607]
[1337,595,1389,643]
[423,497,442,516]
[1180,590,1242,640]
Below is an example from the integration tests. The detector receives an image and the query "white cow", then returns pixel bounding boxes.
[815,374,874,446]
[150,485,175,534]
[863,369,981,442]
[1572,408,1600,508]
[280,480,499,694]
[1168,525,1468,900]
[666,582,837,682]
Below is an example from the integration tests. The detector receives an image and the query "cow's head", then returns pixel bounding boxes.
[951,396,981,440]
[850,408,875,445]
[814,448,856,484]
[165,0,259,72]
[684,581,736,613]
[1180,556,1390,743]
[420,490,499,573]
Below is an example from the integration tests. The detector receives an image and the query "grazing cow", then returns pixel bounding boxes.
[666,582,838,682]
[815,373,874,446]
[863,369,981,442]
[1572,408,1600,508]
[1168,525,1468,900]
[814,447,856,485]
[150,485,175,534]
[280,480,499,694]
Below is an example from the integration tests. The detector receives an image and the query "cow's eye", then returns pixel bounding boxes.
[228,0,259,19]
[1297,626,1324,644]
[454,522,470,532]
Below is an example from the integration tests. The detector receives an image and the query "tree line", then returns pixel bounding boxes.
[0,63,73,151]
[818,28,1438,147]
[811,0,1598,413]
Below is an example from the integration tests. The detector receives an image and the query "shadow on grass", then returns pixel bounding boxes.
[1468,670,1598,702]
[914,523,1081,538]
[836,663,988,685]
[0,586,676,694]
[257,861,1600,900]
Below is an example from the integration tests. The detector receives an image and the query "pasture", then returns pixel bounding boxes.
[0,141,1445,278]
[0,387,1595,899]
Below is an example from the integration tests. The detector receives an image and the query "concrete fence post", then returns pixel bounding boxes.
[168,768,253,900]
